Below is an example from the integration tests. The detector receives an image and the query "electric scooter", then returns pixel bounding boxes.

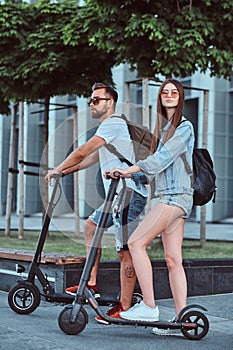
[58,174,209,340]
[8,174,142,315]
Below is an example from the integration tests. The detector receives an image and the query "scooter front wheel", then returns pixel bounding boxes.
[58,305,88,335]
[8,283,41,314]
[181,310,209,340]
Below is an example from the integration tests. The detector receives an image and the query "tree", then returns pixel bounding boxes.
[66,0,233,79]
[0,0,116,236]
[0,94,10,115]
[0,0,115,102]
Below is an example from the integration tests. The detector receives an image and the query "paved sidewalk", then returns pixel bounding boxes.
[0,290,232,350]
[1,214,232,349]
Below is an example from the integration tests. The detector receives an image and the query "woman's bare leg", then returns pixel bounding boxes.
[128,203,184,310]
[162,218,187,317]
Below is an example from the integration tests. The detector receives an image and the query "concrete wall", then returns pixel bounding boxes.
[1,255,232,301]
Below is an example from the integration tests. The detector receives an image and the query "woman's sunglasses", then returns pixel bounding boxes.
[160,90,179,98]
[88,97,111,106]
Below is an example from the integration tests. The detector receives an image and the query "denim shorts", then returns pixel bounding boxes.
[153,193,193,219]
[89,189,147,251]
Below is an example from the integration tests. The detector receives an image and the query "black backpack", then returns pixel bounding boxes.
[105,114,155,197]
[181,148,217,206]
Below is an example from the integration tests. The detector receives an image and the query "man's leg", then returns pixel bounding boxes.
[95,247,136,324]
[94,190,146,323]
[116,190,147,310]
[84,218,101,286]
[117,249,136,310]
[66,217,101,295]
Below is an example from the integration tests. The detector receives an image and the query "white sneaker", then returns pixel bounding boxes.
[152,318,182,336]
[120,301,159,322]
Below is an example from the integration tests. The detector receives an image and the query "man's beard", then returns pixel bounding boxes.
[91,109,106,119]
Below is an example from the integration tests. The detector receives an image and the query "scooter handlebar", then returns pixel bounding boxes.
[105,171,121,179]
[50,173,63,180]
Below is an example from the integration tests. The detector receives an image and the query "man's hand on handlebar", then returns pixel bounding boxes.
[45,170,63,183]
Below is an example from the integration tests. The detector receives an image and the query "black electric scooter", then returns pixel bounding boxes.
[58,174,209,341]
[8,174,142,315]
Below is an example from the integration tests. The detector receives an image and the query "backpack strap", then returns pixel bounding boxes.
[178,117,187,126]
[178,118,192,174]
[110,113,127,122]
[180,153,192,174]
[104,114,133,166]
[180,152,195,189]
[105,143,133,166]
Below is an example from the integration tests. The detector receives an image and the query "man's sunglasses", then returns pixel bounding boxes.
[88,97,111,106]
[160,90,179,98]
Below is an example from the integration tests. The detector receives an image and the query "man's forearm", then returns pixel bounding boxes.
[62,151,99,175]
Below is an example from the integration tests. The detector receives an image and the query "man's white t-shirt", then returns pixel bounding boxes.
[95,116,148,198]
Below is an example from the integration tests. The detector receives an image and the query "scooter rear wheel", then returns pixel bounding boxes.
[58,305,88,335]
[181,310,209,340]
[131,292,143,305]
[8,283,41,314]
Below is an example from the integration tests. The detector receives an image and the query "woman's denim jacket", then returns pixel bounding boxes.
[137,118,195,197]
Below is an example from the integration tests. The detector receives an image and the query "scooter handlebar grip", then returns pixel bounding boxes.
[105,171,121,179]
[113,171,121,178]
[50,173,63,180]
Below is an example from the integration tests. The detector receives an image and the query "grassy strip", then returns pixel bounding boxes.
[0,230,232,260]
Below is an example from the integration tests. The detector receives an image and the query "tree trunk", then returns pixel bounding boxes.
[5,103,18,237]
[200,90,209,247]
[42,96,50,222]
[142,78,152,212]
[73,106,80,237]
[18,102,24,239]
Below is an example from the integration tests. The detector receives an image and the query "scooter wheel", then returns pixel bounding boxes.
[8,283,40,314]
[131,292,143,305]
[58,305,88,335]
[181,310,209,340]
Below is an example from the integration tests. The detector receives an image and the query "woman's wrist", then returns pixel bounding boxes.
[130,164,141,174]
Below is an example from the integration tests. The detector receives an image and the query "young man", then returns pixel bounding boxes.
[45,83,148,323]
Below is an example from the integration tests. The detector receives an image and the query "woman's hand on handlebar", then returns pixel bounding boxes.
[109,165,142,179]
[103,169,120,179]
[104,168,132,179]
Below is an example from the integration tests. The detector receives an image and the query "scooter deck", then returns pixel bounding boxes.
[44,292,123,306]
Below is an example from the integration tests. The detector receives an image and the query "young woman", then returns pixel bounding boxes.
[107,79,195,334]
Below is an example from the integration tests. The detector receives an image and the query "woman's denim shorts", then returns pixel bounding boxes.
[153,193,193,219]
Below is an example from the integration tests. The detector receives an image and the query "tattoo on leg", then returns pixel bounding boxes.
[125,266,135,278]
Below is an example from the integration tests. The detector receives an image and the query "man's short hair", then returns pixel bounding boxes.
[92,82,118,103]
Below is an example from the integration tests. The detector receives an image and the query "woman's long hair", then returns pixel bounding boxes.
[150,79,185,153]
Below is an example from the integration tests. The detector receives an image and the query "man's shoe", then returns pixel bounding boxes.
[120,301,159,322]
[95,303,123,325]
[65,284,100,299]
[152,317,182,336]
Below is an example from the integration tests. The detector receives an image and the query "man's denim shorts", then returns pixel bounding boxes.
[89,189,147,251]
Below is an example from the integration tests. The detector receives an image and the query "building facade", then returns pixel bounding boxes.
[0,65,232,223]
